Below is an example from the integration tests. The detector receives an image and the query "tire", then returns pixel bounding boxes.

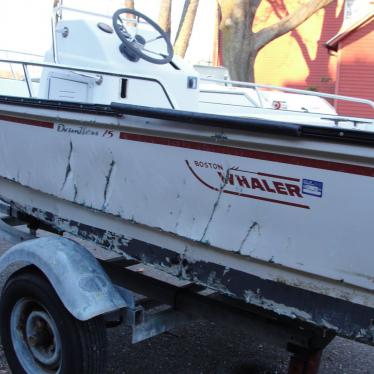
[0,268,107,374]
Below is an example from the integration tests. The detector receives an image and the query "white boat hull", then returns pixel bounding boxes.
[1,99,374,343]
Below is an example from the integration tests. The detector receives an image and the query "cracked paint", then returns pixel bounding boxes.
[61,140,73,190]
[200,168,230,242]
[174,208,183,229]
[239,221,259,253]
[73,184,78,201]
[103,159,116,210]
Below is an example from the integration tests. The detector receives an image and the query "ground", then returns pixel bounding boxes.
[0,234,373,373]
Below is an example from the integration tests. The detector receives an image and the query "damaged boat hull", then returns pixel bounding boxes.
[1,97,374,344]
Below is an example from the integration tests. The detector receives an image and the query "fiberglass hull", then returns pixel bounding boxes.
[0,96,374,343]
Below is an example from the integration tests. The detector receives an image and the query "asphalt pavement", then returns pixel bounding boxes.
[0,234,372,374]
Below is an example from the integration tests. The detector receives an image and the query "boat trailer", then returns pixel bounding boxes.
[0,200,336,374]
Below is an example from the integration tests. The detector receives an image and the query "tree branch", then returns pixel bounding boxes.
[158,0,172,35]
[218,0,261,36]
[254,0,335,51]
[174,0,200,57]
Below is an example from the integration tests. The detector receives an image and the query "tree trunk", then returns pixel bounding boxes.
[212,1,222,66]
[124,0,134,9]
[123,0,135,24]
[218,0,335,82]
[217,0,260,81]
[158,0,172,36]
[174,0,200,57]
[175,0,189,41]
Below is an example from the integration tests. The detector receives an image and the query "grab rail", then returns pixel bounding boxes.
[1,58,372,120]
[53,6,113,21]
[200,77,374,112]
[0,58,176,109]
[0,50,44,59]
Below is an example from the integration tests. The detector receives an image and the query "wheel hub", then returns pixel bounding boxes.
[10,298,62,373]
[25,310,61,367]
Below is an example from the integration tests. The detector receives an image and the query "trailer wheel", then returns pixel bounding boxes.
[0,268,107,374]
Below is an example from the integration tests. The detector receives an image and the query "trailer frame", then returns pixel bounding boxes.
[0,200,341,374]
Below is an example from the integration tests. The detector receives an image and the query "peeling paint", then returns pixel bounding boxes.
[244,289,314,322]
[188,267,234,297]
[177,246,189,278]
[355,325,374,341]
[6,201,374,346]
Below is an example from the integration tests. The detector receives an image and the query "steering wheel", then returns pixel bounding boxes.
[112,8,174,65]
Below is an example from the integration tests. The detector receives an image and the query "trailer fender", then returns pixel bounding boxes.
[0,236,127,320]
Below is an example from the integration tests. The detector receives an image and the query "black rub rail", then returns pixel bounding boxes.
[1,95,374,145]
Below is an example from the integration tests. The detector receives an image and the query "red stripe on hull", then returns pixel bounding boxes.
[222,189,310,209]
[120,132,374,177]
[257,172,300,182]
[0,115,54,129]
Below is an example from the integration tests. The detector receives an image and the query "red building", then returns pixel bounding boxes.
[214,1,373,118]
[326,12,374,118]
[253,0,345,96]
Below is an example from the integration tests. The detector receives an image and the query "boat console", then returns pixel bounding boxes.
[37,7,200,110]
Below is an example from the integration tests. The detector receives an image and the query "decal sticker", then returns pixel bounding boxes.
[302,179,323,197]
[186,159,325,210]
[56,124,114,138]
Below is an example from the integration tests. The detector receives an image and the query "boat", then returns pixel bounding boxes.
[1,5,374,351]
